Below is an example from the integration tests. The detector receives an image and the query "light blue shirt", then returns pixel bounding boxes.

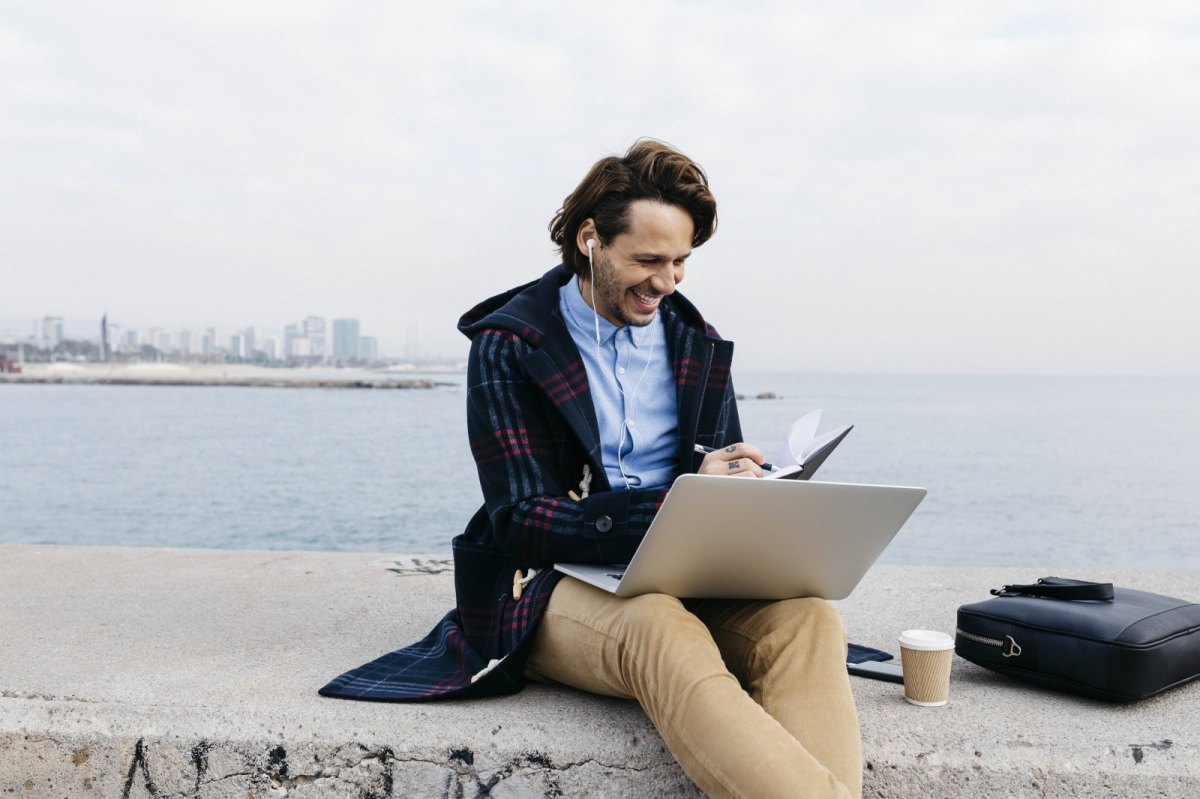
[559,276,678,490]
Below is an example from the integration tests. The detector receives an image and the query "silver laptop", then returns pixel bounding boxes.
[555,474,925,600]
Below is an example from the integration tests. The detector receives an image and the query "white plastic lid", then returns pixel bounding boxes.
[898,629,954,651]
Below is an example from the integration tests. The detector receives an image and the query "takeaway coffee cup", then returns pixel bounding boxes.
[898,629,955,706]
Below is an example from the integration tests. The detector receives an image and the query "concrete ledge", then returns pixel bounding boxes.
[2,544,1197,797]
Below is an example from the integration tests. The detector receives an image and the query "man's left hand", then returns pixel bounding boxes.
[697,442,765,478]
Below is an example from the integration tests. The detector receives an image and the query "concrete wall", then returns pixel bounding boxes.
[2,545,1197,797]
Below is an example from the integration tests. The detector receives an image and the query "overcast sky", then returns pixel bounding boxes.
[3,2,1197,374]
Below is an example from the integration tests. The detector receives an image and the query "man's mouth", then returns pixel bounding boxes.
[630,288,662,311]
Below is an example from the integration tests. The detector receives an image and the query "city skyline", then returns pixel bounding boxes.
[4,312,391,364]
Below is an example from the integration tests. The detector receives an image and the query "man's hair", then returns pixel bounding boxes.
[549,139,718,276]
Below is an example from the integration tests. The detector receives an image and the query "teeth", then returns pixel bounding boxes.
[632,289,660,306]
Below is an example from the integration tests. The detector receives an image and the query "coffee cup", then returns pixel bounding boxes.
[898,629,954,706]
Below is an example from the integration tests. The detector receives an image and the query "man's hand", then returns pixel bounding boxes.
[697,442,765,478]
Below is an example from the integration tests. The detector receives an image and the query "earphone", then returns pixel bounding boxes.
[586,238,600,347]
[583,233,656,489]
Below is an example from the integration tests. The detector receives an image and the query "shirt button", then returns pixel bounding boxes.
[595,515,613,533]
[617,367,626,374]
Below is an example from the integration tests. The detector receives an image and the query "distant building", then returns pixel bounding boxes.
[121,329,139,353]
[242,326,257,357]
[100,315,112,362]
[261,337,278,361]
[304,316,327,361]
[229,333,245,359]
[332,318,360,362]
[205,327,220,355]
[290,337,312,358]
[179,330,193,357]
[284,323,302,357]
[41,316,64,350]
[358,336,378,363]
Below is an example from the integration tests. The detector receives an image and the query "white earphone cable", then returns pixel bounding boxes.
[586,236,657,489]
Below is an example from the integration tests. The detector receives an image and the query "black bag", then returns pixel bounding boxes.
[955,576,1200,702]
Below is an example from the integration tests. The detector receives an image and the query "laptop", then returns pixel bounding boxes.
[554,475,926,600]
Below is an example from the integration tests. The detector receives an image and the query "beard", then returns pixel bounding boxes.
[589,251,655,328]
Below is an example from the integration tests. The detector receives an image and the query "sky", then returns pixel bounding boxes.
[2,1,1198,374]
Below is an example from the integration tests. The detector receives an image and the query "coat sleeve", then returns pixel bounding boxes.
[466,329,668,567]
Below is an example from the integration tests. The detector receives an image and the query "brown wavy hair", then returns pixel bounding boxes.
[549,139,718,276]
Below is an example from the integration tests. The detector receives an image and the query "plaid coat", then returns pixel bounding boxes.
[319,265,742,701]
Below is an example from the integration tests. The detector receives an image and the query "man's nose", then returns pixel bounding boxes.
[649,266,676,295]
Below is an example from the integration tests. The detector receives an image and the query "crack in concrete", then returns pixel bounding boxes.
[155,743,400,798]
[553,756,660,774]
[266,748,394,791]
[160,770,255,799]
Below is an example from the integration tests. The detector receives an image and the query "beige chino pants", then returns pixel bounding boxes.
[524,577,862,799]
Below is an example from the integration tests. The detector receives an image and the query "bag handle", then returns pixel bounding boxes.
[990,576,1114,601]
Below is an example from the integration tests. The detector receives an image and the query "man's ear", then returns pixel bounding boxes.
[576,219,597,258]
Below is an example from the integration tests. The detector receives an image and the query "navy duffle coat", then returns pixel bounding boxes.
[319,264,742,701]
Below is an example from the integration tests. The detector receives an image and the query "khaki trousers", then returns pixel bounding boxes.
[524,577,862,799]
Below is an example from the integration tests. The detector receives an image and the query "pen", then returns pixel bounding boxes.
[693,444,774,473]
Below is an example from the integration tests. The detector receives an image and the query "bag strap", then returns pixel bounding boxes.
[990,576,1114,601]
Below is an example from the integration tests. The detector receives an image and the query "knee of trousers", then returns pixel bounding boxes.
[617,592,691,632]
[756,597,848,652]
[613,593,713,660]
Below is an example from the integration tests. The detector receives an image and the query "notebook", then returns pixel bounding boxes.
[554,475,926,600]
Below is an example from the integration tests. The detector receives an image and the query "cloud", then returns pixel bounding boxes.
[2,1,1197,372]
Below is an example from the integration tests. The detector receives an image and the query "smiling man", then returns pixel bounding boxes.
[321,140,862,799]
[578,199,690,326]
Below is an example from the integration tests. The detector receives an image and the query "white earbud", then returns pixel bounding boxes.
[586,237,601,347]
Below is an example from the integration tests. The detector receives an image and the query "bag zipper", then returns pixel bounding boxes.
[956,628,1023,657]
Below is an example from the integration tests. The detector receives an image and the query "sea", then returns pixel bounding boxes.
[2,373,1198,570]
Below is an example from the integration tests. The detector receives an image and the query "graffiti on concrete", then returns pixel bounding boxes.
[191,740,213,794]
[381,556,454,576]
[121,739,159,798]
[1129,739,1173,764]
[438,745,566,798]
[116,737,573,797]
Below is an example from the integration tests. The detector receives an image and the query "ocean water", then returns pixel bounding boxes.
[2,374,1197,569]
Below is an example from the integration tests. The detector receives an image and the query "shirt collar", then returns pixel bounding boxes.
[560,276,659,349]
[561,276,621,346]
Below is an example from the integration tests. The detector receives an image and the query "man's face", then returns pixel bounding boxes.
[578,199,693,328]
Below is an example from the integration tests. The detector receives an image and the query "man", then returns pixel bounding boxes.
[321,140,862,798]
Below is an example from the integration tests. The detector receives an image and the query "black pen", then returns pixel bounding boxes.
[692,444,775,472]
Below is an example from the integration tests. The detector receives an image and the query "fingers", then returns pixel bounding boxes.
[726,442,765,466]
[726,459,763,478]
[698,442,765,478]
